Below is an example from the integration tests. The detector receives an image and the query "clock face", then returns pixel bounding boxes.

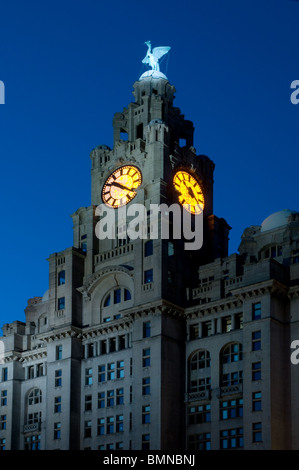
[102,165,142,208]
[173,170,205,215]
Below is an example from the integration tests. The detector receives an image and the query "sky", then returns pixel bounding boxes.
[0,0,298,326]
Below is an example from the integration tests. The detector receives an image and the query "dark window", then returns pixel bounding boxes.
[144,269,153,284]
[252,362,261,381]
[114,288,121,304]
[143,321,151,338]
[124,289,131,301]
[252,331,261,351]
[252,392,262,411]
[144,240,153,257]
[252,422,262,442]
[143,349,151,367]
[58,297,65,310]
[136,123,143,139]
[252,302,261,320]
[58,270,65,285]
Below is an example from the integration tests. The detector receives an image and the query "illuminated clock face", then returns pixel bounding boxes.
[102,165,142,208]
[173,170,205,214]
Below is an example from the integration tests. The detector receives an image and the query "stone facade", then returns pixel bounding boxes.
[0,72,299,450]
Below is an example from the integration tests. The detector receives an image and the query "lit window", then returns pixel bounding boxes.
[108,363,115,380]
[220,399,243,420]
[0,415,6,430]
[188,404,211,424]
[222,343,242,363]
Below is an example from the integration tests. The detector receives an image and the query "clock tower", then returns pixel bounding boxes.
[69,50,230,449]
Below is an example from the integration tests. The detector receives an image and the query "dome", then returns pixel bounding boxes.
[260,209,299,232]
[139,70,168,81]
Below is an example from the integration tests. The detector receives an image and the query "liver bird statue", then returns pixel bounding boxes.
[142,41,171,72]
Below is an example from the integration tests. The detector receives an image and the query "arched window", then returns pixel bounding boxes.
[189,350,211,394]
[103,288,132,308]
[28,388,42,406]
[220,343,243,388]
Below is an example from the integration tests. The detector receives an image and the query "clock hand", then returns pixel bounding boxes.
[111,181,135,192]
[187,185,196,200]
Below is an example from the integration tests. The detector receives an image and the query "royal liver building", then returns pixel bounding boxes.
[1,44,299,451]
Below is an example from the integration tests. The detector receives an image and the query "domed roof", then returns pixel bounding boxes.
[260,209,299,232]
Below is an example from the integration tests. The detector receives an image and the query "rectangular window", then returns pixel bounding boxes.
[168,241,174,256]
[0,438,6,451]
[142,405,151,424]
[252,331,261,351]
[97,418,105,436]
[234,313,243,329]
[54,396,62,413]
[117,360,124,379]
[202,321,212,337]
[142,377,150,395]
[2,368,8,382]
[220,428,243,449]
[0,415,6,430]
[142,348,151,367]
[142,434,150,450]
[27,412,41,425]
[220,399,243,420]
[252,302,261,320]
[85,368,93,385]
[1,390,7,406]
[222,316,232,333]
[58,270,65,286]
[116,415,124,432]
[252,391,262,411]
[144,240,153,257]
[107,390,115,407]
[188,404,211,424]
[58,297,65,310]
[56,345,62,360]
[252,422,262,442]
[24,434,40,451]
[187,433,211,451]
[252,362,261,381]
[116,388,124,405]
[84,420,92,438]
[55,369,62,387]
[190,324,199,340]
[143,321,151,338]
[108,363,115,380]
[107,416,114,434]
[98,365,106,383]
[85,395,92,411]
[54,422,61,440]
[144,269,153,284]
[98,392,105,409]
[36,363,44,377]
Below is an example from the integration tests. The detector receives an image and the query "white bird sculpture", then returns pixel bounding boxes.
[142,41,171,72]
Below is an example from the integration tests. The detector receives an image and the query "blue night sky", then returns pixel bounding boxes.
[0,0,298,326]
